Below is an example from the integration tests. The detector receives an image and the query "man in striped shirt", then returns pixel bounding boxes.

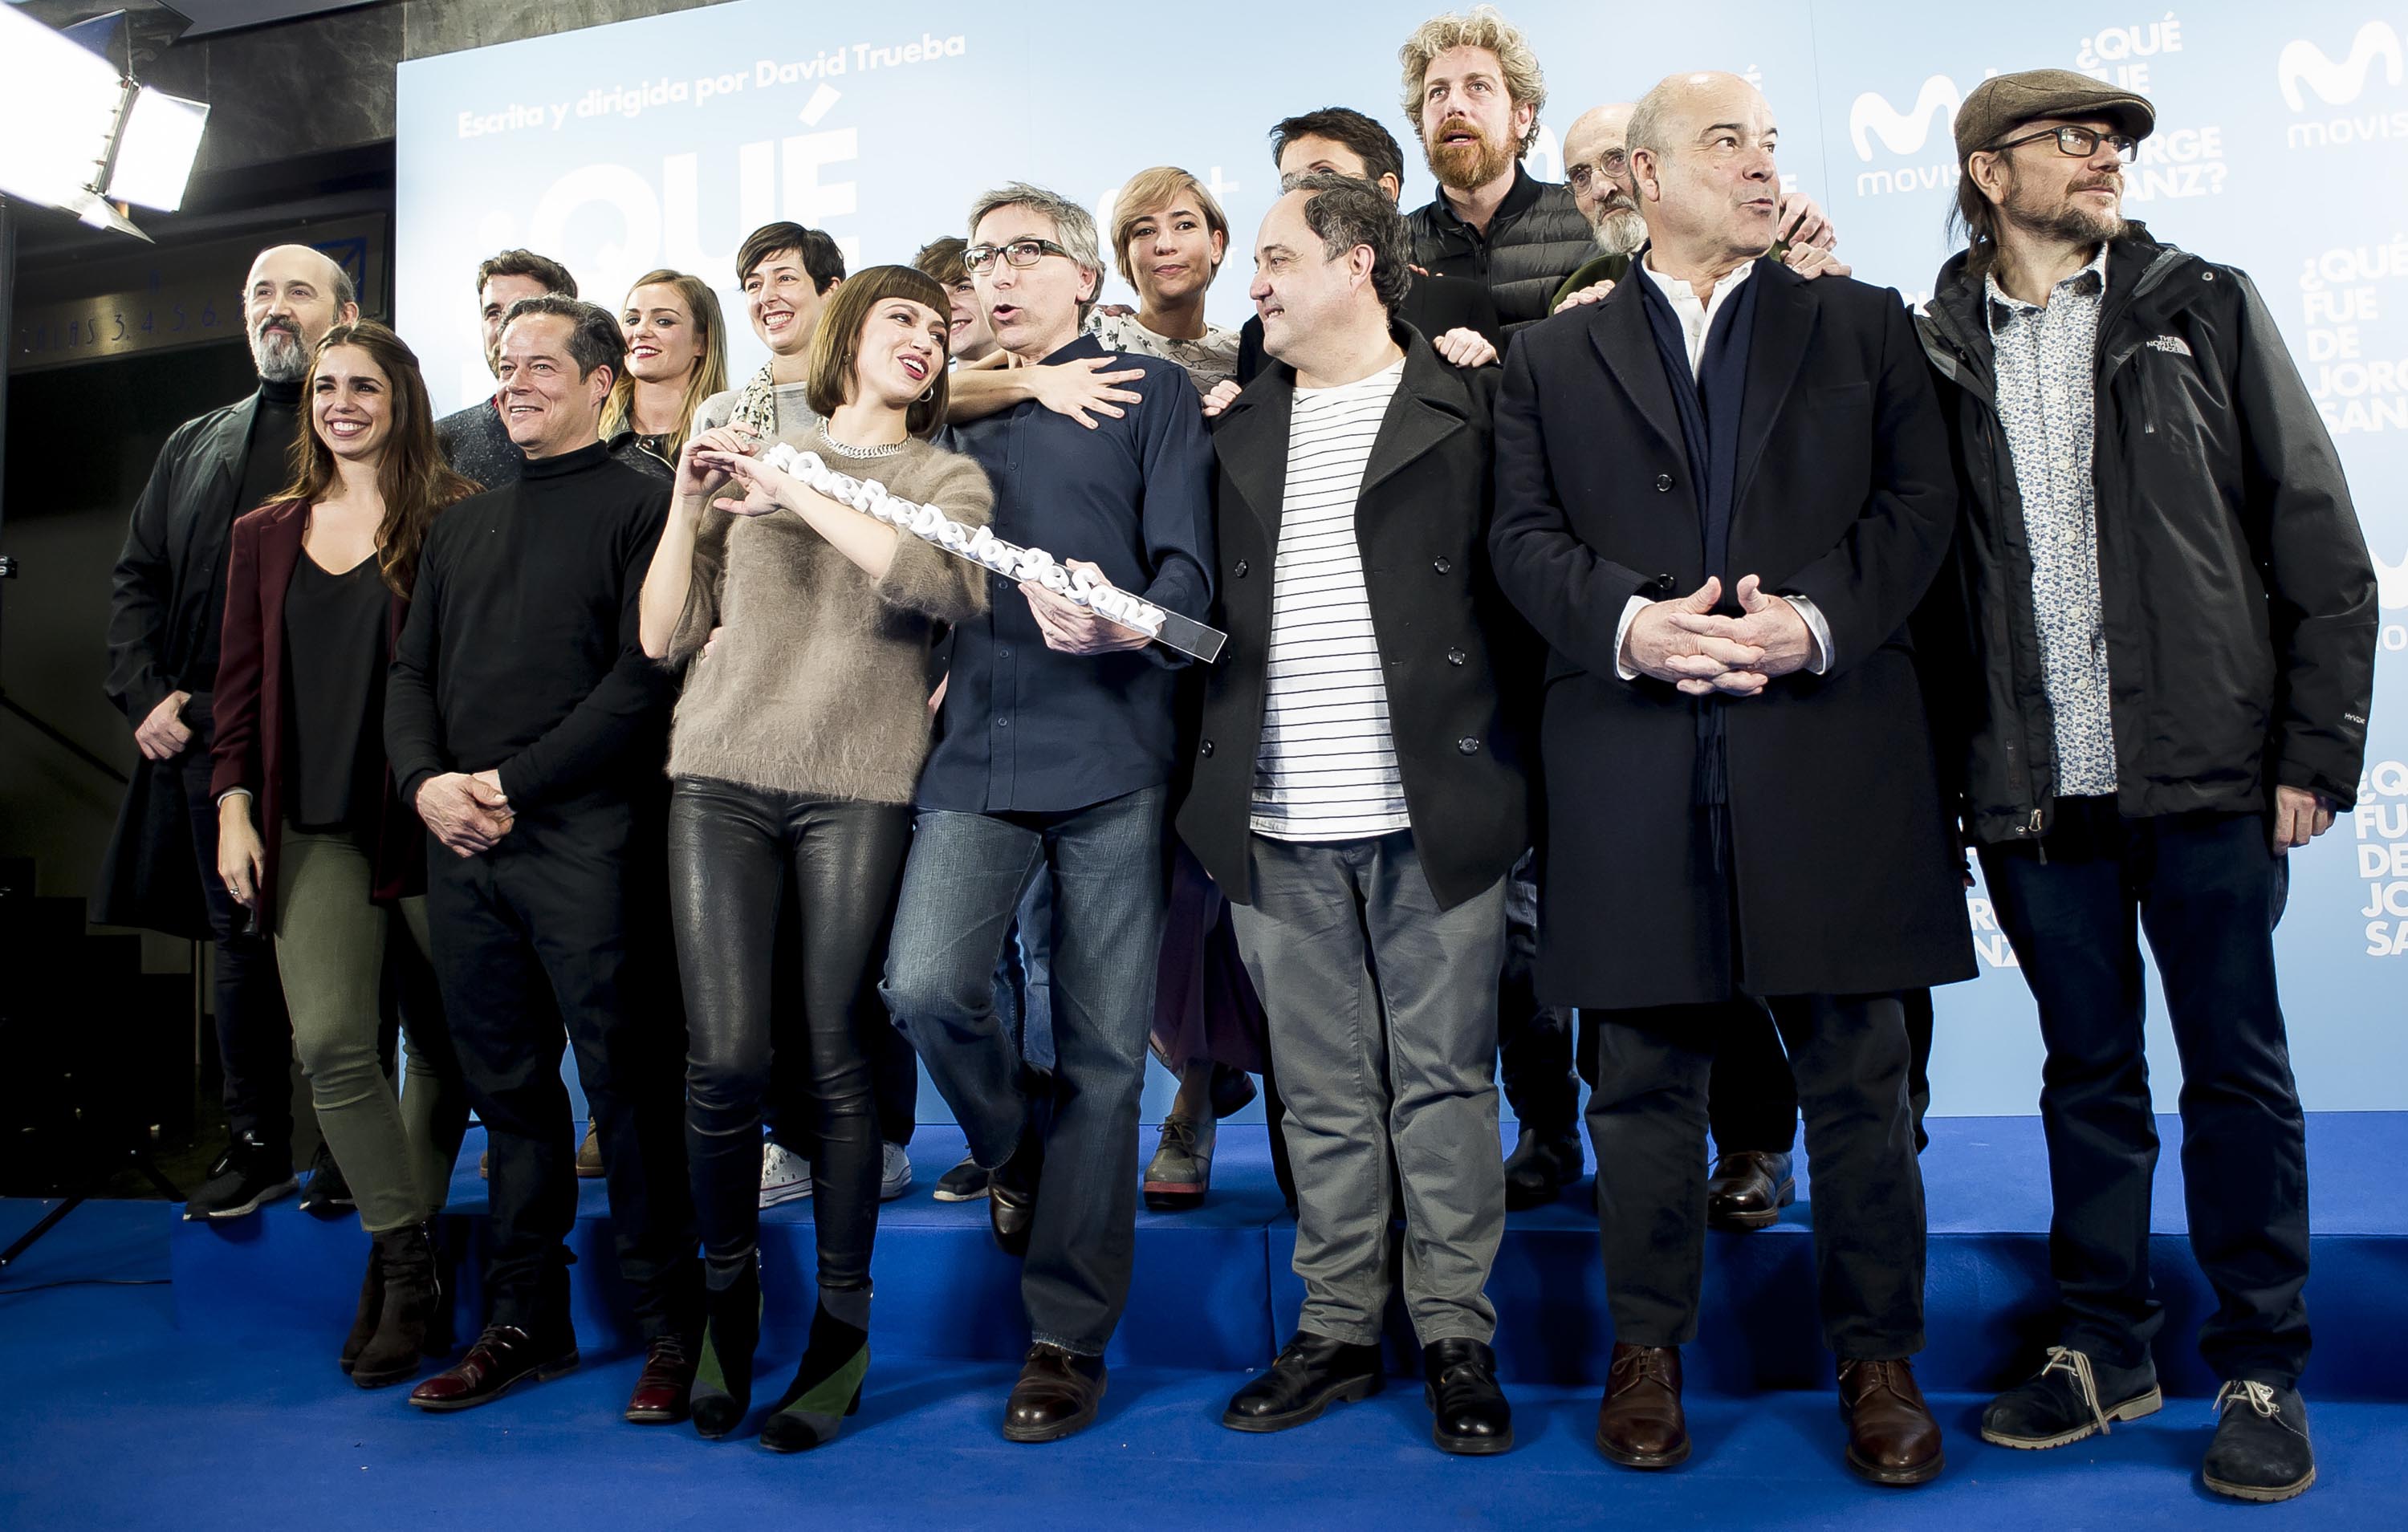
[1178,173,1534,1456]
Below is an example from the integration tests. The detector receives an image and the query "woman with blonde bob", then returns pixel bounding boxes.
[602,267,730,477]
[1090,165,1241,392]
[211,321,477,1389]
[638,265,992,1451]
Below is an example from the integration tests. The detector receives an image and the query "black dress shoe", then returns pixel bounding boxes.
[1704,1150,1795,1232]
[2203,1381,2316,1502]
[1224,1331,1383,1432]
[1003,1343,1107,1443]
[1502,1127,1580,1212]
[1424,1338,1512,1455]
[989,1134,1042,1258]
[408,1323,579,1412]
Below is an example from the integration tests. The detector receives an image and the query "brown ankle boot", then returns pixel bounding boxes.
[353,1222,442,1389]
[1595,1343,1688,1468]
[1837,1357,1944,1485]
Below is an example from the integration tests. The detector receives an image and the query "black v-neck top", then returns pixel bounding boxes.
[283,548,388,833]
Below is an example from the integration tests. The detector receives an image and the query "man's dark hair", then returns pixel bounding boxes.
[474,248,578,299]
[500,295,622,381]
[1269,108,1406,191]
[736,222,846,291]
[1289,172,1413,314]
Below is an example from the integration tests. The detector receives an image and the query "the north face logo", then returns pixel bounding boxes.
[1849,75,1962,161]
[2278,21,2403,110]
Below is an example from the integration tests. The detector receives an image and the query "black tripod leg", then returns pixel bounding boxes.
[0,1197,86,1272]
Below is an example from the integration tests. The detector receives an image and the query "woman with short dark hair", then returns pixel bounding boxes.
[638,264,991,1450]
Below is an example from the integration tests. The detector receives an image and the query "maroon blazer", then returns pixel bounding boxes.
[209,498,424,918]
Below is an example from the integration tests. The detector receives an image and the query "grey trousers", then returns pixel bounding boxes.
[1228,832,1507,1347]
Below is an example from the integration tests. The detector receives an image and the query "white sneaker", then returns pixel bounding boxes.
[760,1141,812,1208]
[879,1141,914,1202]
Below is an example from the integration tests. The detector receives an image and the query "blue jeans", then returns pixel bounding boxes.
[882,786,1166,1355]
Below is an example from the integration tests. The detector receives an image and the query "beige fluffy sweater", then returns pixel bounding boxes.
[665,433,991,803]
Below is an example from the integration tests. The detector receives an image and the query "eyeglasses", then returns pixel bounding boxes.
[1564,150,1629,193]
[1988,124,2138,164]
[962,238,1075,275]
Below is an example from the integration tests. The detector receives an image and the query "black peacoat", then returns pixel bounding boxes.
[1178,325,1535,912]
[1489,257,1976,1010]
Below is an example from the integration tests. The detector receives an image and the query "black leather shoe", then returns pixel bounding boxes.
[2203,1381,2316,1502]
[1223,1331,1382,1432]
[1002,1343,1106,1443]
[1423,1338,1512,1455]
[1981,1345,2161,1449]
[989,1121,1043,1258]
[1502,1126,1580,1211]
[407,1323,578,1412]
[1704,1150,1795,1232]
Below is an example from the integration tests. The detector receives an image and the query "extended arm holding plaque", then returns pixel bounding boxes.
[759,443,1227,664]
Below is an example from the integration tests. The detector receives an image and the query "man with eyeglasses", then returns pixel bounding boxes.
[881,181,1214,1445]
[1916,71,2375,1503]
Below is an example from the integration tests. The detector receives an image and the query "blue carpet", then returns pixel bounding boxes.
[7,1156,2408,1529]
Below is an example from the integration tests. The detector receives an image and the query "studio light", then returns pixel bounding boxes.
[0,6,209,240]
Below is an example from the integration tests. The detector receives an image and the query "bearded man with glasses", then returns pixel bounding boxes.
[1916,71,2376,1503]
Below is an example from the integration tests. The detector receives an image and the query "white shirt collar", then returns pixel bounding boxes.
[1641,256,1756,376]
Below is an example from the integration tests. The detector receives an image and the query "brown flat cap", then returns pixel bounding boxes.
[1954,69,2154,162]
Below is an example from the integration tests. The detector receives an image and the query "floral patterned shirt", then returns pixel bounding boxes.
[1987,245,2116,799]
[1084,311,1241,394]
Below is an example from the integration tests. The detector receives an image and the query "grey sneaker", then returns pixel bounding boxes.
[1142,1115,1214,1211]
[1980,1345,2162,1449]
[2203,1380,2316,1502]
[879,1141,913,1201]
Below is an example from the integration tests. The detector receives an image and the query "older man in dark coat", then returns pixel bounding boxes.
[1490,71,1973,1485]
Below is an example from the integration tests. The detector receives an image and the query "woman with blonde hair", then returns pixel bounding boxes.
[1090,165,1241,392]
[602,268,730,477]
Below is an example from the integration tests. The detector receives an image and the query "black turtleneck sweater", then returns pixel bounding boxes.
[196,374,303,684]
[384,440,675,817]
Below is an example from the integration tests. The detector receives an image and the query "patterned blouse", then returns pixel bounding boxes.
[1084,311,1241,394]
[1986,246,2117,799]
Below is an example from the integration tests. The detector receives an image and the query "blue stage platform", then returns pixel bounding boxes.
[6,1114,2406,1530]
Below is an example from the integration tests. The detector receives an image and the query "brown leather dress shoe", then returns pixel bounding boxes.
[1596,1343,1689,1468]
[1705,1150,1795,1232]
[408,1323,579,1412]
[1838,1357,1945,1485]
[625,1334,697,1424]
[1002,1343,1107,1443]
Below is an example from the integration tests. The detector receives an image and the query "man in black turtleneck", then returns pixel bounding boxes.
[100,243,356,1221]
[387,296,702,1424]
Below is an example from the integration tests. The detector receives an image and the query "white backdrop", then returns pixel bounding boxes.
[397,1,2408,1117]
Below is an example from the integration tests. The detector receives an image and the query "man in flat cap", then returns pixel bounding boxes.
[1917,70,2376,1503]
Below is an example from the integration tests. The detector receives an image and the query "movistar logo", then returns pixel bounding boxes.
[1850,75,1962,161]
[2279,22,2403,111]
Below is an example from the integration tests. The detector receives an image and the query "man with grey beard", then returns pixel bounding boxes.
[99,242,357,1221]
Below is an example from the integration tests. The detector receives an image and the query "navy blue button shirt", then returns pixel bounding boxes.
[917,333,1216,815]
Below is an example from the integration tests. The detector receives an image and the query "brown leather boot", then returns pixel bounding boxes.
[1837,1357,1945,1485]
[1595,1343,1689,1468]
[352,1222,442,1389]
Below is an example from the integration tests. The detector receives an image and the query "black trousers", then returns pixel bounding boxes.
[765,887,921,1153]
[668,778,910,1293]
[1979,798,2310,1388]
[426,802,699,1340]
[1499,851,1578,1138]
[1587,994,1926,1357]
[1696,989,1937,1156]
[177,722,294,1156]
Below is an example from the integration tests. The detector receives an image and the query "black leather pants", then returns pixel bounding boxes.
[668,778,912,1293]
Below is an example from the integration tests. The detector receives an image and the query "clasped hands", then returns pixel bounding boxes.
[1622,575,1814,697]
[417,768,514,858]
